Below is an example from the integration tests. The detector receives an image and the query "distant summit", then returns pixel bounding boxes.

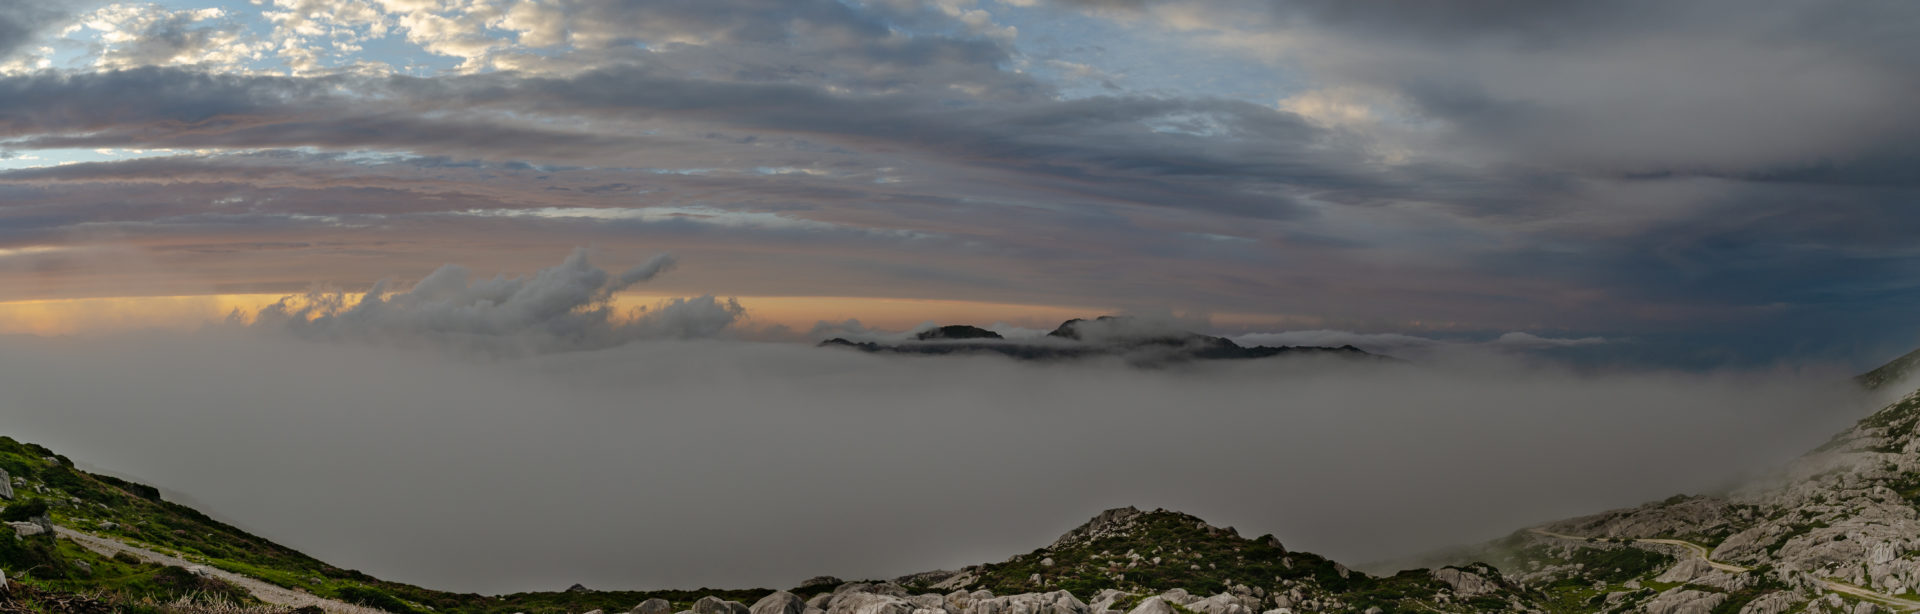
[917,325,1005,341]
[823,316,1379,364]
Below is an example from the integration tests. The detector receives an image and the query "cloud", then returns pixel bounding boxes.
[0,2,75,61]
[1493,331,1608,349]
[1062,0,1920,177]
[73,4,271,71]
[248,248,745,354]
[0,326,1877,594]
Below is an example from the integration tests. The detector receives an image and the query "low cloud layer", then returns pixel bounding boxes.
[0,328,1879,594]
[248,249,745,354]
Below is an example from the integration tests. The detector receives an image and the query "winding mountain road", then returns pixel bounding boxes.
[54,526,388,614]
[1527,529,1920,612]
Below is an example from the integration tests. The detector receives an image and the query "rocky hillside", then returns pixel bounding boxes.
[897,506,1540,613]
[1442,371,1920,613]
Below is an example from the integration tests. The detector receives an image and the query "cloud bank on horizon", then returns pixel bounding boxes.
[0,324,1882,594]
[0,0,1915,365]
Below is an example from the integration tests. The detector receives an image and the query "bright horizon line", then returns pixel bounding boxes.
[0,292,1330,337]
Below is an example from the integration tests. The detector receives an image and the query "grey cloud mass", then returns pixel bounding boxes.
[0,329,1878,593]
[252,249,748,354]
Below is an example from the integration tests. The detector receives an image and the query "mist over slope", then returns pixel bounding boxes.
[0,323,1873,594]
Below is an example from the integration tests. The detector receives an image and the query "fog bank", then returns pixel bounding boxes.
[0,330,1877,594]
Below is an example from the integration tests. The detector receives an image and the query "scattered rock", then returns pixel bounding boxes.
[1641,588,1726,614]
[752,591,808,614]
[1126,597,1174,614]
[694,596,751,614]
[1432,567,1499,598]
[632,598,674,614]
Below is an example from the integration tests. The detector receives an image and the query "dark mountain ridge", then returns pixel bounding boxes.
[823,316,1379,364]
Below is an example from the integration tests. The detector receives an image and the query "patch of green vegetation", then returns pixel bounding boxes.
[1,498,48,522]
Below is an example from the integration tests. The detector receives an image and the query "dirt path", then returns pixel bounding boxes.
[55,527,388,614]
[1527,529,1920,611]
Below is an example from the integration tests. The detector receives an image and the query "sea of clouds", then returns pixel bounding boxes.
[0,251,1892,594]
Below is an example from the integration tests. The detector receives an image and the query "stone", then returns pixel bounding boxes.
[1655,558,1714,584]
[904,594,944,611]
[1641,588,1727,614]
[1432,568,1499,598]
[1183,594,1250,614]
[801,576,846,589]
[1126,597,1173,614]
[1733,591,1801,614]
[0,469,11,501]
[981,591,1084,614]
[826,592,917,614]
[632,598,673,614]
[694,596,752,614]
[753,591,809,614]
[6,521,46,537]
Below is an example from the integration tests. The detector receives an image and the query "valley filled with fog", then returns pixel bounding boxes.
[0,322,1877,593]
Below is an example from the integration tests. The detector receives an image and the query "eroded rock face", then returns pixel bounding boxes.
[1654,558,1714,584]
[1641,588,1726,614]
[1431,567,1498,598]
[1732,591,1801,614]
[1051,507,1148,550]
[826,592,918,614]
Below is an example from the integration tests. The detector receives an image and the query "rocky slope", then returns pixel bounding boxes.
[1441,370,1920,613]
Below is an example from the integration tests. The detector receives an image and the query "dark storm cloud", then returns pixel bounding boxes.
[0,1,75,59]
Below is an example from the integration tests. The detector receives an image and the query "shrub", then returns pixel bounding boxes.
[2,498,49,521]
[338,586,420,613]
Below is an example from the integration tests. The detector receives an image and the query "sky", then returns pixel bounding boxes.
[0,0,1914,365]
[2,0,1919,595]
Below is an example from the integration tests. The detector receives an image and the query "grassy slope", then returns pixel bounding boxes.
[0,436,782,614]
